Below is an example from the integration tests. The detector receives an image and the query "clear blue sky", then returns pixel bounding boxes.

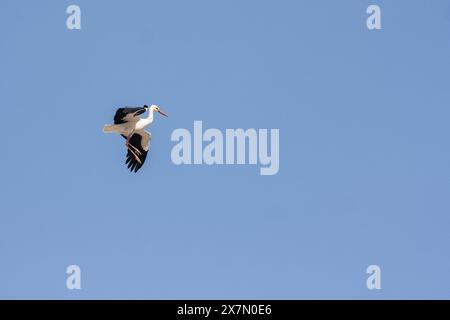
[1,0,450,299]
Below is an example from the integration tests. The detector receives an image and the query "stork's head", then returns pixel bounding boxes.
[147,104,168,117]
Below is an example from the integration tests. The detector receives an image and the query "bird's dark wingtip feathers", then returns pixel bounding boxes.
[125,156,144,173]
[122,133,149,173]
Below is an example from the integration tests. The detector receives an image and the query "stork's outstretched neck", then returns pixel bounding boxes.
[146,107,155,121]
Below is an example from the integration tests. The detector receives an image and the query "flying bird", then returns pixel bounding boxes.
[103,104,168,172]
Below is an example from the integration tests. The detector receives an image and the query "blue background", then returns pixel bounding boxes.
[1,0,450,299]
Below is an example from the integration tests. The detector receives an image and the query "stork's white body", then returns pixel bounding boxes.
[104,111,155,136]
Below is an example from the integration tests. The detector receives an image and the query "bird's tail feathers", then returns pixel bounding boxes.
[103,124,119,133]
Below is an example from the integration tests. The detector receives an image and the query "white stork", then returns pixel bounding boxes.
[103,104,168,172]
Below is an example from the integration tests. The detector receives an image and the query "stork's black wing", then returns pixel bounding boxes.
[114,107,147,124]
[122,132,151,173]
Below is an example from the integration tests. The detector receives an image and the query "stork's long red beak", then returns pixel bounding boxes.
[158,109,168,117]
